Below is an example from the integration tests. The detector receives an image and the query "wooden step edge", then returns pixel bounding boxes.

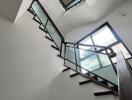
[51,45,59,51]
[70,72,79,77]
[62,67,70,72]
[94,91,113,96]
[79,79,92,85]
[33,17,41,24]
[45,36,53,42]
[57,55,65,59]
[39,26,47,33]
[100,80,108,86]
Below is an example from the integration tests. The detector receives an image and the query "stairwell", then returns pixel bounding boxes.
[0,0,132,100]
[28,0,119,97]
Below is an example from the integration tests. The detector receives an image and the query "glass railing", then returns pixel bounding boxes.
[64,43,77,70]
[32,1,48,25]
[59,0,82,10]
[46,20,62,49]
[64,43,118,85]
[28,0,118,86]
[29,0,64,50]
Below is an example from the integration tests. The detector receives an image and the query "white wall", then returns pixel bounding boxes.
[0,11,63,100]
[0,11,118,100]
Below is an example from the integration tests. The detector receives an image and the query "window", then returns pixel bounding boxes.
[77,22,132,72]
[92,26,117,46]
[79,37,94,58]
[111,43,131,63]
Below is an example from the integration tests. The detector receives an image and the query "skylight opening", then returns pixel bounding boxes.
[92,26,117,46]
[59,0,82,10]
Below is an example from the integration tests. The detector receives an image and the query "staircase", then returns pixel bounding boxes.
[28,0,132,99]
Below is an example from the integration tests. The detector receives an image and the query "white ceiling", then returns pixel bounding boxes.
[0,0,33,23]
[0,0,124,33]
[39,0,124,35]
[0,0,23,22]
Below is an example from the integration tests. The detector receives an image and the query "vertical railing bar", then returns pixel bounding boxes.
[77,44,81,72]
[64,43,67,65]
[44,19,49,34]
[74,44,78,72]
[90,35,104,68]
[28,0,35,11]
[60,40,63,56]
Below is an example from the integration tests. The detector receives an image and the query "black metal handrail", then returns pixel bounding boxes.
[116,52,132,100]
[65,42,109,49]
[65,42,116,56]
[65,45,107,55]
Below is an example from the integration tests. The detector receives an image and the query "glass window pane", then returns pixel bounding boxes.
[79,36,93,49]
[80,53,100,71]
[80,36,93,45]
[79,49,95,59]
[65,47,76,63]
[99,54,111,67]
[79,36,94,58]
[92,65,118,85]
[112,43,131,59]
[92,26,117,46]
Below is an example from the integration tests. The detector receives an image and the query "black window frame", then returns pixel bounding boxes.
[76,22,132,67]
